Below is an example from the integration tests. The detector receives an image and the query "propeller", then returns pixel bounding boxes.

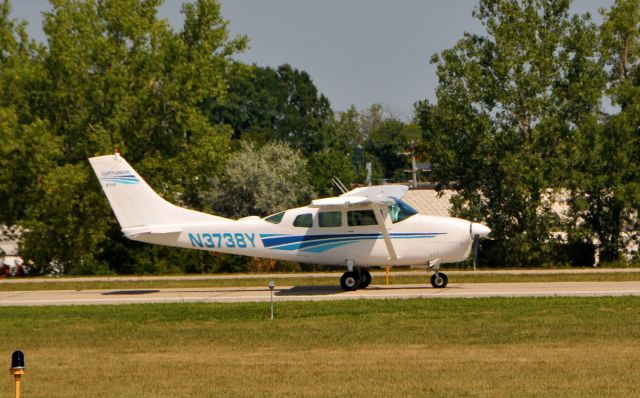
[470,222,491,271]
[470,196,489,271]
[472,234,480,271]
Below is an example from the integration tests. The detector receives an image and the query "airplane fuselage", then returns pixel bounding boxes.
[89,154,491,290]
[129,205,473,268]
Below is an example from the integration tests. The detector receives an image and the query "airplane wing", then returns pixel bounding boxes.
[310,185,409,208]
[310,195,394,207]
[340,185,408,200]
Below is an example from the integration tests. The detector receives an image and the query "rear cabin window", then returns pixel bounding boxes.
[293,213,313,228]
[319,211,342,227]
[264,211,285,224]
[347,210,378,226]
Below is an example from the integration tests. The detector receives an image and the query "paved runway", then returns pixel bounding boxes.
[1,281,640,306]
[3,268,639,284]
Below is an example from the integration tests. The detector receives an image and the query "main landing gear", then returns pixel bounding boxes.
[340,268,371,291]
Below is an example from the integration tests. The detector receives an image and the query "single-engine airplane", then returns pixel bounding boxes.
[89,153,490,290]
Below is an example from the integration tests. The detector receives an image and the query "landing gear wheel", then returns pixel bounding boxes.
[359,269,372,289]
[340,271,361,291]
[430,272,448,289]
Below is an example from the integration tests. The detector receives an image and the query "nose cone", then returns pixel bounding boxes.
[471,222,491,238]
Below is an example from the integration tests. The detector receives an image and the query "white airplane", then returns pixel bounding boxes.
[89,153,491,290]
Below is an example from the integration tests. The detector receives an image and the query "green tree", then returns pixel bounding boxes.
[207,64,333,155]
[2,0,246,273]
[0,1,61,259]
[572,0,640,262]
[207,64,360,196]
[0,109,60,226]
[418,0,605,266]
[307,147,356,197]
[21,164,112,274]
[0,1,55,226]
[214,141,315,218]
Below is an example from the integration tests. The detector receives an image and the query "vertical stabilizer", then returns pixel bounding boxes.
[89,154,227,229]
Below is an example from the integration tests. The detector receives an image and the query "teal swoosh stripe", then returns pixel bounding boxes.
[100,175,140,185]
[302,241,356,253]
[272,236,380,251]
[101,179,140,185]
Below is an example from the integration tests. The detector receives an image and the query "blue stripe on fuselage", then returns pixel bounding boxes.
[259,232,446,251]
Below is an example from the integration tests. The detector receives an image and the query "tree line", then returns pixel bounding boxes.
[0,0,638,274]
[417,0,639,266]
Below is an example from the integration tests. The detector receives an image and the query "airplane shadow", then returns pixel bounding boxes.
[101,288,268,295]
[275,285,343,296]
[100,285,457,297]
[274,284,445,296]
[102,289,161,295]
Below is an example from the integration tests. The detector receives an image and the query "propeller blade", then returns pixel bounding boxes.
[472,234,480,271]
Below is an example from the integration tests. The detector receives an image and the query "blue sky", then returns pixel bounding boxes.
[11,0,613,118]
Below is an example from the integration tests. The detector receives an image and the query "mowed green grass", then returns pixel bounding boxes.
[2,270,640,291]
[1,297,639,397]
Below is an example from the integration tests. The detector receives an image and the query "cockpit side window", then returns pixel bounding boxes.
[388,197,418,223]
[319,211,342,227]
[347,210,378,226]
[264,211,285,224]
[293,213,313,228]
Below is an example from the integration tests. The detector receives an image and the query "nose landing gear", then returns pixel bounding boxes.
[428,258,448,288]
[430,272,448,288]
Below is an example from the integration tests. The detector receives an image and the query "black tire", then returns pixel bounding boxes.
[430,272,448,288]
[340,271,360,291]
[359,269,372,289]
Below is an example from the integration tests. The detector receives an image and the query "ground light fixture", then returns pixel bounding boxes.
[10,351,25,398]
[269,281,275,320]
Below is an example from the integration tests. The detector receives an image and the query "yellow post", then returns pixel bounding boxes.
[385,267,391,287]
[10,368,24,398]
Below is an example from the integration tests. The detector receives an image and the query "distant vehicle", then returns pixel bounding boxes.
[89,153,490,290]
[1,256,26,277]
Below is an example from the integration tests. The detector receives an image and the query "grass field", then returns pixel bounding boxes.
[2,270,640,291]
[1,297,639,397]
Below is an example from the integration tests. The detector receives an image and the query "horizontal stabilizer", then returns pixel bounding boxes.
[122,225,183,237]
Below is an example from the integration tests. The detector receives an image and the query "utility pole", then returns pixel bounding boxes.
[410,141,417,188]
[401,141,418,188]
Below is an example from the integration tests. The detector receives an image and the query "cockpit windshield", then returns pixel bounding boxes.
[388,197,417,223]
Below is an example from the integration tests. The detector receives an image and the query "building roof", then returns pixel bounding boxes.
[0,227,20,257]
[403,189,454,217]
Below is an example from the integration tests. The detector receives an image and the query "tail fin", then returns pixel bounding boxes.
[89,154,228,232]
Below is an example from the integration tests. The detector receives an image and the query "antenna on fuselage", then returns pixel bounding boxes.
[331,176,348,194]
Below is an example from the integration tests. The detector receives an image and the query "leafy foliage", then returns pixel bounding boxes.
[0,0,246,273]
[214,141,315,218]
[207,63,333,155]
[417,0,607,266]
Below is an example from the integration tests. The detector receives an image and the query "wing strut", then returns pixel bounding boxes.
[372,204,398,260]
